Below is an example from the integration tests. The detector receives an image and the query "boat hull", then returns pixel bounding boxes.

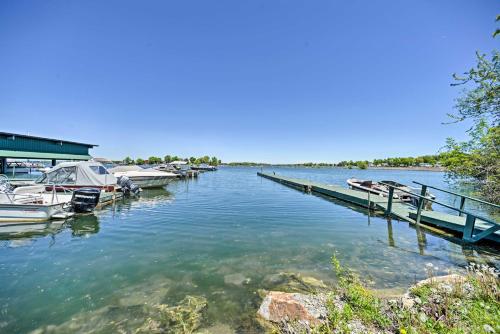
[125,176,173,189]
[0,203,67,222]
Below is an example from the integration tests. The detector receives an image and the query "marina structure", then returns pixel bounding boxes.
[258,172,499,244]
[0,132,96,174]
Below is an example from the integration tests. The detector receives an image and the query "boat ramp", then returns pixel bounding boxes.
[257,172,499,244]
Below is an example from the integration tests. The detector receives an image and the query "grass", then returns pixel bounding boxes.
[312,258,500,334]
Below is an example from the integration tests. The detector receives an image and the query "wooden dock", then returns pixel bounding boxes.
[257,172,499,244]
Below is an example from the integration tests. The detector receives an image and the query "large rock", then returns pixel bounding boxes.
[258,291,327,326]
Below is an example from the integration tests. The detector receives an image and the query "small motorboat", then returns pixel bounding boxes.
[347,178,435,206]
[347,178,396,198]
[108,165,177,189]
[0,176,103,222]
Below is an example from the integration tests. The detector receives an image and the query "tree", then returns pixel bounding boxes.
[448,51,500,125]
[164,155,172,163]
[210,156,219,166]
[356,161,368,169]
[189,157,196,164]
[136,158,145,165]
[123,156,134,165]
[442,19,499,203]
[442,121,499,203]
[148,156,162,164]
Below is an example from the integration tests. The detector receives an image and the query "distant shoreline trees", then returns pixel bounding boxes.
[225,155,445,168]
[122,155,221,166]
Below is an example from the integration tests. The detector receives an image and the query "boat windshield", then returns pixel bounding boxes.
[89,166,110,175]
[36,166,77,184]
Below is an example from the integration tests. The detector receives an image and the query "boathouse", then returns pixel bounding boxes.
[0,132,97,174]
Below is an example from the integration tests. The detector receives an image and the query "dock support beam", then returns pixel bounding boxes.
[0,158,5,174]
[415,185,428,225]
[51,159,57,167]
[385,186,394,216]
[463,214,476,242]
[459,197,466,217]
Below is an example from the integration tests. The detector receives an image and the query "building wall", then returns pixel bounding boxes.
[0,135,90,155]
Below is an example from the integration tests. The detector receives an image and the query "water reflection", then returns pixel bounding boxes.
[0,221,65,243]
[69,215,100,237]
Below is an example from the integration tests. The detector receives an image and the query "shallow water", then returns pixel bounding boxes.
[0,167,498,333]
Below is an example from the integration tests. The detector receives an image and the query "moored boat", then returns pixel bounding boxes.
[108,165,177,189]
[347,178,395,198]
[347,178,435,206]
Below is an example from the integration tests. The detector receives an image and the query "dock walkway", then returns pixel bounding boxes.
[257,172,499,244]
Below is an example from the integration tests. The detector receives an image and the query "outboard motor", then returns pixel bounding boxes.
[117,176,141,196]
[71,188,101,213]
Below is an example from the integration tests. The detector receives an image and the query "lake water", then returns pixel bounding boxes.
[0,167,498,333]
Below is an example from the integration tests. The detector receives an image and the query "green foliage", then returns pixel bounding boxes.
[136,158,145,165]
[123,156,134,165]
[189,157,196,164]
[148,156,162,164]
[210,156,219,166]
[442,29,500,203]
[164,155,172,163]
[449,50,499,125]
[328,255,390,331]
[316,258,500,334]
[356,161,368,169]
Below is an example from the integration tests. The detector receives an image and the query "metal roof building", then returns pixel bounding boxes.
[0,132,97,173]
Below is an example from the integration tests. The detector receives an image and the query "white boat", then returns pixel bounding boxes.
[347,178,395,198]
[347,178,435,206]
[0,182,73,222]
[35,161,119,191]
[108,165,177,189]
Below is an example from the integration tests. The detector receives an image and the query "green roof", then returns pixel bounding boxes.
[0,150,91,160]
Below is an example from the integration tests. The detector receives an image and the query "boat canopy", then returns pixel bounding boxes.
[36,161,117,186]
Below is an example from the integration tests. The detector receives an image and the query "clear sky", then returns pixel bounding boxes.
[0,1,498,163]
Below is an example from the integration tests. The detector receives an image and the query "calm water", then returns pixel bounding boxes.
[0,167,498,333]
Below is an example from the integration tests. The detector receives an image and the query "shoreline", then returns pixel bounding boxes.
[223,165,445,172]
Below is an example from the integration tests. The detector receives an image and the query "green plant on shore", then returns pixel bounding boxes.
[314,258,500,334]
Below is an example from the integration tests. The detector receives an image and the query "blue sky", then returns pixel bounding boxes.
[0,1,498,163]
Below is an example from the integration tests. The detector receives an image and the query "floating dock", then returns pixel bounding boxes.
[257,172,499,244]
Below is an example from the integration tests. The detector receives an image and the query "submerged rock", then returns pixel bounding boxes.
[224,273,250,286]
[258,291,327,326]
[196,322,234,334]
[262,272,327,293]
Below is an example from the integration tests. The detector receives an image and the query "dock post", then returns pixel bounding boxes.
[385,186,394,216]
[0,158,5,174]
[463,214,476,242]
[415,185,428,225]
[459,196,466,217]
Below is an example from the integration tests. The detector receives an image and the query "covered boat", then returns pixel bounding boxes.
[35,161,118,191]
[108,165,177,189]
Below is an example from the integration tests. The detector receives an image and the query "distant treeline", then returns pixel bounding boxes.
[337,154,444,169]
[226,154,445,169]
[122,155,221,166]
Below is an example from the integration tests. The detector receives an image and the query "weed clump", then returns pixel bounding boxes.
[312,258,499,334]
